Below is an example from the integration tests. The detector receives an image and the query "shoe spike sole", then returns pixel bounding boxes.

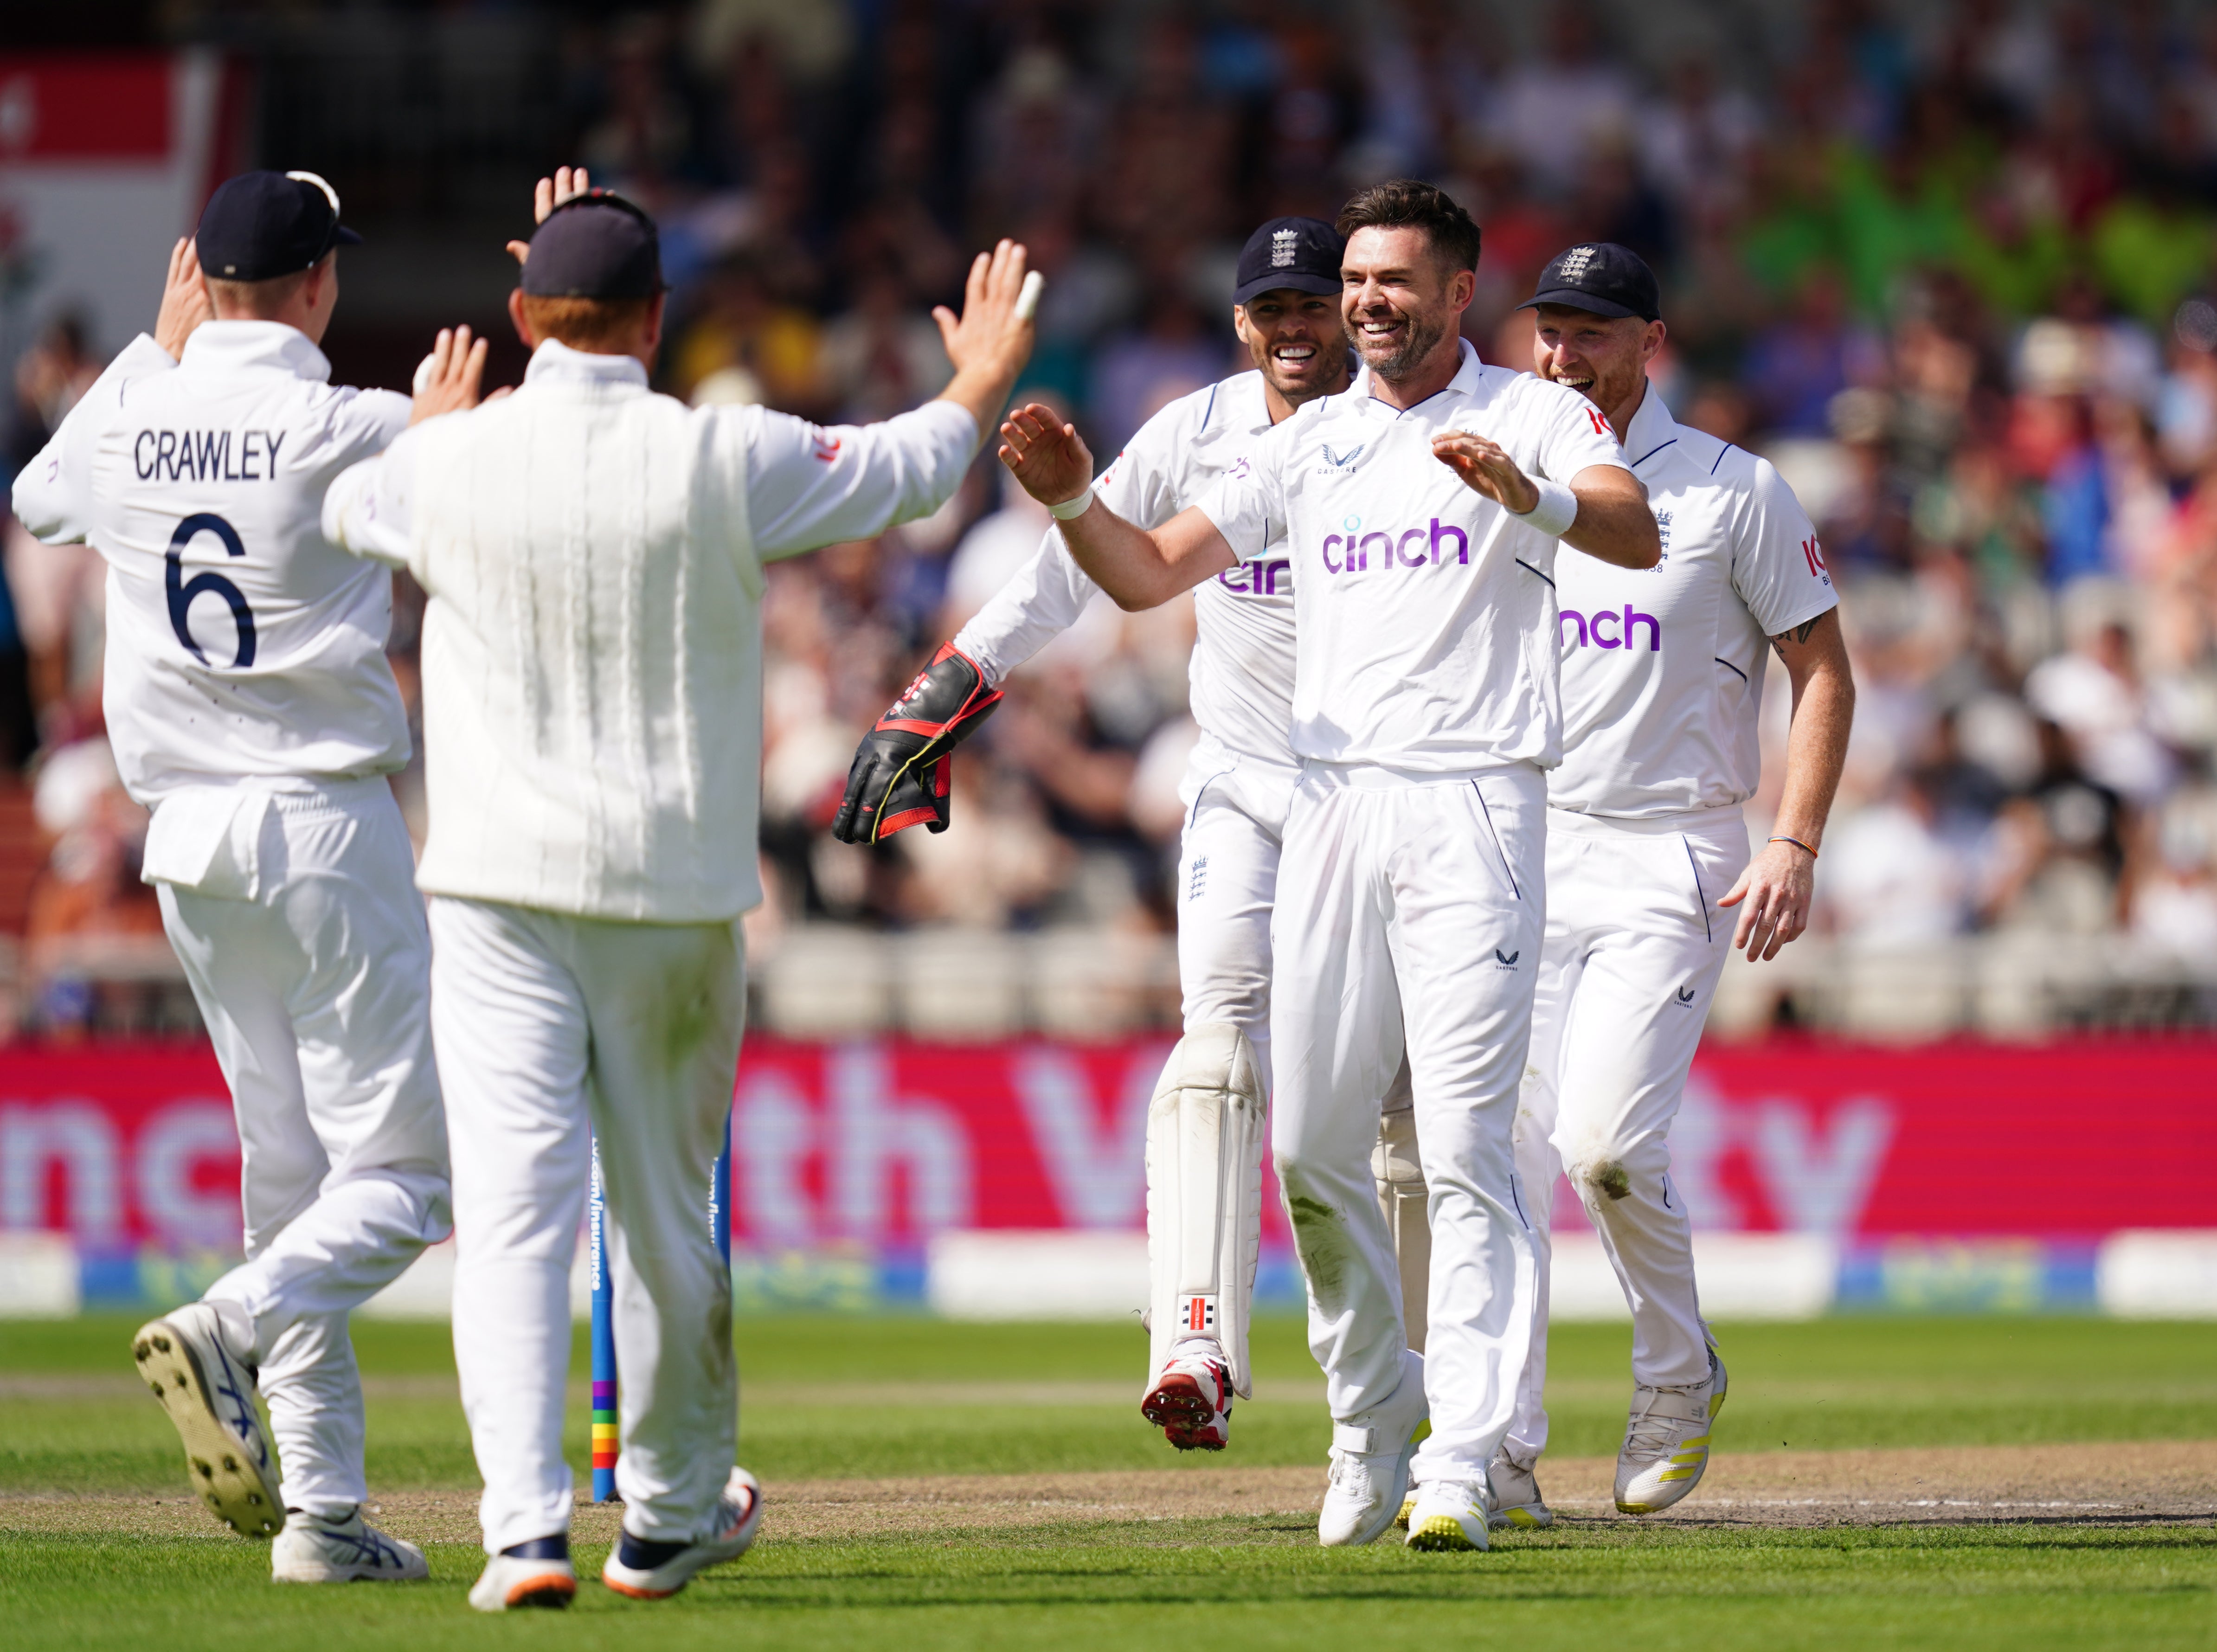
[133,1320,283,1539]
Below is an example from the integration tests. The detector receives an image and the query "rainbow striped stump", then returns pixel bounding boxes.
[586,1115,732,1503]
[588,1138,618,1501]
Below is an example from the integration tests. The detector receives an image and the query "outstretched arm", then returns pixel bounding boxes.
[1717,608,1856,959]
[997,404,1234,610]
[1431,432,1659,569]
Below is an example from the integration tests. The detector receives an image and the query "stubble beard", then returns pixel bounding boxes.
[1360,306,1447,385]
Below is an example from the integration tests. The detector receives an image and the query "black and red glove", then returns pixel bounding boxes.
[830,642,1003,843]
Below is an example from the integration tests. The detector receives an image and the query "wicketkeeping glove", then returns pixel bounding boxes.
[830,642,1003,843]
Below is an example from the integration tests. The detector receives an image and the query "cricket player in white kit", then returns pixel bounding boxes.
[999,182,1662,1552]
[11,172,487,1581]
[832,217,1355,1451]
[1388,244,1855,1531]
[323,172,1038,1609]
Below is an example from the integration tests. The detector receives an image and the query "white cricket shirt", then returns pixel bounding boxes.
[953,371,1296,777]
[1550,385,1837,818]
[10,323,413,806]
[1195,341,1629,773]
[323,339,979,924]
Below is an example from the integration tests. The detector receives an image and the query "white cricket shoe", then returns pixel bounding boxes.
[601,1467,765,1599]
[1487,1454,1555,1529]
[469,1538,576,1612]
[1141,1340,1233,1451]
[272,1507,429,1583]
[1317,1350,1426,1547]
[1403,1479,1490,1552]
[132,1302,284,1538]
[1615,1344,1726,1515]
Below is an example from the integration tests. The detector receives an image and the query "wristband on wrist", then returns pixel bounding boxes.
[1047,489,1095,522]
[1768,834,1818,860]
[1509,476,1578,538]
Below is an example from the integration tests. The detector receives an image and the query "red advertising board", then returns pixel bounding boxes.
[0,1037,2211,1250]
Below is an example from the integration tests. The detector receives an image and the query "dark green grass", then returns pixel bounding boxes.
[5,1314,2213,1492]
[3,1315,2212,1649]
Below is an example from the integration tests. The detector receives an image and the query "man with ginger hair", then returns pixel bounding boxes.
[324,171,1038,1608]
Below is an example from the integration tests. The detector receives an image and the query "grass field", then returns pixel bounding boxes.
[3,1313,2214,1650]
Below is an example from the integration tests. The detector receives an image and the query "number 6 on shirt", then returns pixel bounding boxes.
[166,512,258,668]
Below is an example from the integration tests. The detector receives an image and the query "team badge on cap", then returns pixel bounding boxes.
[1519,241,1661,323]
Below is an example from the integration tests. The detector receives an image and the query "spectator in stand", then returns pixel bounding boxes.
[5,315,106,730]
[22,737,166,1038]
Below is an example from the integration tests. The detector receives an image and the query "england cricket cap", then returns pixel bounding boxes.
[1232,217,1344,306]
[1520,242,1662,322]
[521,191,665,300]
[195,171,360,282]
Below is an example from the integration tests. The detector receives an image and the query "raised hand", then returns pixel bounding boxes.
[997,403,1093,509]
[506,167,594,267]
[154,238,214,361]
[1432,429,1540,514]
[410,325,490,424]
[934,239,1035,383]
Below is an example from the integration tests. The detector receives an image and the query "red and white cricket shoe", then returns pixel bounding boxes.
[1140,1343,1234,1451]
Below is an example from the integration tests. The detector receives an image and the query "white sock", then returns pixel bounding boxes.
[1168,1336,1224,1365]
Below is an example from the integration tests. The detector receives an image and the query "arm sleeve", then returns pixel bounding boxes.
[1192,456,1283,563]
[1530,381,1633,483]
[320,423,423,572]
[9,333,178,543]
[948,411,1175,683]
[951,528,1105,683]
[1731,455,1839,635]
[742,399,981,561]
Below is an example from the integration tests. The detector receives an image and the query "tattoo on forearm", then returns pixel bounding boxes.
[1770,617,1819,661]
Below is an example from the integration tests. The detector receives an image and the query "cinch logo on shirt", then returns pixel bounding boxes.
[1219,559,1290,596]
[1560,605,1660,650]
[1319,518,1467,575]
[134,429,287,482]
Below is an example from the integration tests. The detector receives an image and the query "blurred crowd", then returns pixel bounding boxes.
[4,0,2217,1036]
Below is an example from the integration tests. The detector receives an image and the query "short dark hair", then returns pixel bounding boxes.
[1336,180,1483,273]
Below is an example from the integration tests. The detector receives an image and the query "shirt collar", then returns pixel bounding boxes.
[524,337,651,388]
[1620,379,1680,470]
[179,321,332,383]
[1350,337,1484,417]
[1227,370,1277,435]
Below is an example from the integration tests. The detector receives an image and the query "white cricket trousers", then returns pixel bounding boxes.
[1270,762,1546,1485]
[429,897,745,1555]
[1503,805,1749,1468]
[156,779,450,1520]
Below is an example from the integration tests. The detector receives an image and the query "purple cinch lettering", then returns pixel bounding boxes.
[1592,609,1622,649]
[1430,518,1467,565]
[1396,528,1427,567]
[1358,532,1388,571]
[1322,534,1343,573]
[1220,561,1249,592]
[1625,605,1659,650]
[1559,609,1588,647]
[1265,559,1289,595]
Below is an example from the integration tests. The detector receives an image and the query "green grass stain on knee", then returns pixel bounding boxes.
[1285,1195,1347,1301]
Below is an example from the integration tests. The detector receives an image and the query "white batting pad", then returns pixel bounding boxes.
[1144,1022,1266,1399]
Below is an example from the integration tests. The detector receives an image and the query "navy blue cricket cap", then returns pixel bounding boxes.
[1520,242,1662,322]
[196,171,360,282]
[1232,217,1344,306]
[521,191,665,300]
